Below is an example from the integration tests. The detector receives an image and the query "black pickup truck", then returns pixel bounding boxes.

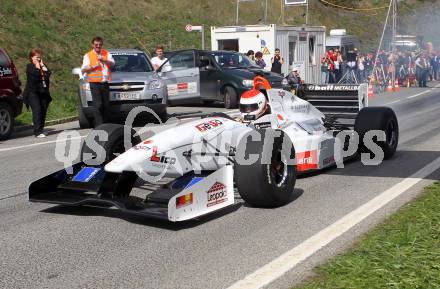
[158,49,284,108]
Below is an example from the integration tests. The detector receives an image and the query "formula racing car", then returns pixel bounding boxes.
[29,77,399,222]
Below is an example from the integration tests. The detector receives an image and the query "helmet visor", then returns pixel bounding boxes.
[239,103,259,113]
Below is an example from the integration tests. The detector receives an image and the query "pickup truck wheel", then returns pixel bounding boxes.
[224,86,238,109]
[0,102,14,140]
[355,107,399,160]
[78,105,93,129]
[81,123,141,164]
[235,129,297,207]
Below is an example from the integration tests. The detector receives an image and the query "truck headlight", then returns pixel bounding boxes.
[242,79,254,87]
[148,79,163,90]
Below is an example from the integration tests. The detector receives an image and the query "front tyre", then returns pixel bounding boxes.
[235,129,297,207]
[81,123,141,164]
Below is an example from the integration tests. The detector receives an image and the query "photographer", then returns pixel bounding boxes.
[23,49,52,138]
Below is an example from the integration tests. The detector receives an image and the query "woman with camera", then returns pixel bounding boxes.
[23,49,52,138]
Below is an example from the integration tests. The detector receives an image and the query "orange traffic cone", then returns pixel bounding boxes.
[387,80,393,93]
[394,79,400,92]
[368,84,374,98]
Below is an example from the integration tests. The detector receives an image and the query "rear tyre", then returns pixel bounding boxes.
[224,86,238,109]
[81,123,141,164]
[235,129,297,207]
[354,107,399,160]
[0,102,14,140]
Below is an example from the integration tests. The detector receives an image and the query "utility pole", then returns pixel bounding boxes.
[264,0,268,24]
[236,0,240,25]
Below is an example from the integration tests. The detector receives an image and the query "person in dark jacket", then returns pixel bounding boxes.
[23,49,52,138]
[270,48,284,74]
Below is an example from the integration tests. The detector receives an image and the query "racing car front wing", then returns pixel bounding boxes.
[29,163,234,222]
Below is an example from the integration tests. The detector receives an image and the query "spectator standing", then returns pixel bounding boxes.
[327,49,337,83]
[151,45,168,71]
[357,54,366,82]
[255,51,266,69]
[270,48,284,74]
[364,53,374,81]
[333,49,343,83]
[415,53,430,87]
[429,52,438,81]
[81,36,115,127]
[23,49,52,138]
[320,55,330,84]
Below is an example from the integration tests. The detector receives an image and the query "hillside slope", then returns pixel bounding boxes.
[0,0,437,123]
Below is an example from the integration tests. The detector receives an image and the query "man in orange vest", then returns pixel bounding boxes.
[81,36,115,126]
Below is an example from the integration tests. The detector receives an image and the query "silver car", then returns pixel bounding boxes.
[73,49,167,128]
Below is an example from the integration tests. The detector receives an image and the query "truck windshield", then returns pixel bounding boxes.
[211,52,259,69]
[111,53,153,73]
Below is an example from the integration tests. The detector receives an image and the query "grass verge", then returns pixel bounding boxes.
[294,181,440,289]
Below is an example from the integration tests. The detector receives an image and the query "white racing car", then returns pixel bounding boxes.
[29,77,399,221]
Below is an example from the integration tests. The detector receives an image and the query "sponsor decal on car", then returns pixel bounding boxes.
[296,150,318,171]
[0,67,13,77]
[307,84,359,91]
[150,146,176,165]
[133,145,151,151]
[195,119,223,132]
[176,192,193,209]
[167,82,197,96]
[207,182,228,207]
[289,103,310,113]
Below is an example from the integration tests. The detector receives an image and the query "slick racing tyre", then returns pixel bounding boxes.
[235,129,297,207]
[354,107,399,160]
[81,123,141,164]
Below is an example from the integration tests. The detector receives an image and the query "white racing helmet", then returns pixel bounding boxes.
[239,89,268,121]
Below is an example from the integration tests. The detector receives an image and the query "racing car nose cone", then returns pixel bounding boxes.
[104,148,148,173]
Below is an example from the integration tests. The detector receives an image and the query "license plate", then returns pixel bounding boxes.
[112,92,141,100]
[72,167,101,182]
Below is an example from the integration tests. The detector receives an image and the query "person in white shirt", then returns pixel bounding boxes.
[81,36,115,126]
[151,45,168,71]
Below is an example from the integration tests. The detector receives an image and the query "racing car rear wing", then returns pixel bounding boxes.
[302,83,368,124]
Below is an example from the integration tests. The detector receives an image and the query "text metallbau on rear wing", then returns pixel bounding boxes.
[302,83,368,127]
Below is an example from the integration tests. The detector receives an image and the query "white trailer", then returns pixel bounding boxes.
[211,24,326,84]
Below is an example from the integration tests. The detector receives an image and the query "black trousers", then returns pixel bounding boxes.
[28,94,49,136]
[418,69,429,87]
[90,82,110,127]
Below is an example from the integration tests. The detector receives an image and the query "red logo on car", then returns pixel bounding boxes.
[195,119,223,132]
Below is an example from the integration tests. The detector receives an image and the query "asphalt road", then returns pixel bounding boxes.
[1,86,440,289]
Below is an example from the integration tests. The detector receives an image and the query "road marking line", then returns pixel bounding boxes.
[407,90,431,99]
[386,99,401,105]
[0,135,85,153]
[227,156,440,289]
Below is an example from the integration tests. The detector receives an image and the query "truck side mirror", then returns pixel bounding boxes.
[205,64,215,71]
